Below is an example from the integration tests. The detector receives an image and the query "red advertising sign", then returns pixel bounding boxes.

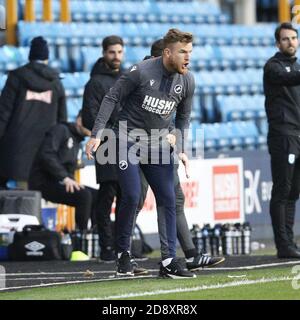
[213,165,240,220]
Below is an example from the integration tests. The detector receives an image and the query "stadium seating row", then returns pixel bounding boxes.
[56,69,263,98]
[0,73,267,150]
[0,46,60,72]
[0,44,277,73]
[192,120,267,152]
[66,96,266,151]
[18,0,229,24]
[216,94,265,122]
[84,45,277,71]
[18,22,277,47]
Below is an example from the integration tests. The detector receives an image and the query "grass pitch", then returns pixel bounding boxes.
[0,266,299,300]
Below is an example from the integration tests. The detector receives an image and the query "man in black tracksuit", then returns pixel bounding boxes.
[264,23,300,259]
[0,37,66,189]
[82,35,124,261]
[137,39,224,270]
[86,29,197,278]
[29,112,97,232]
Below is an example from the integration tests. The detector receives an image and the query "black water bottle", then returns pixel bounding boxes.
[233,223,243,255]
[213,224,222,256]
[92,232,99,258]
[87,231,93,258]
[191,224,202,254]
[201,224,210,254]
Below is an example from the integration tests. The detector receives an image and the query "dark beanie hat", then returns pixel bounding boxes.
[29,36,49,61]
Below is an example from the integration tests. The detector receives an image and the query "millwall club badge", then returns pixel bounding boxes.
[285,66,291,73]
[67,137,74,149]
[119,160,128,170]
[174,84,183,94]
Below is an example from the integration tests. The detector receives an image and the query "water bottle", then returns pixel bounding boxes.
[212,224,222,256]
[233,223,242,255]
[242,222,251,255]
[208,226,215,256]
[191,224,202,254]
[87,231,93,258]
[61,232,73,260]
[201,224,210,254]
[222,223,233,255]
[92,233,99,258]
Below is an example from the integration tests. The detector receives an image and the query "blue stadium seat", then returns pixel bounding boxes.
[215,123,232,150]
[0,74,8,92]
[67,97,83,122]
[0,46,19,71]
[18,21,277,47]
[202,124,219,151]
[81,47,101,71]
[61,72,89,97]
[24,0,229,24]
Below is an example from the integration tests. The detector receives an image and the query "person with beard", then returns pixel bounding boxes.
[0,36,66,190]
[86,29,196,278]
[82,35,124,262]
[137,39,225,270]
[29,111,97,233]
[264,22,300,259]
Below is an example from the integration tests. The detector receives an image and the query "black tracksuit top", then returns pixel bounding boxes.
[264,51,300,136]
[91,57,195,149]
[29,123,84,187]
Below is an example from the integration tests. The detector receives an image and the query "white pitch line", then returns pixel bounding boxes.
[202,260,300,271]
[0,260,299,292]
[88,276,293,300]
[0,269,158,277]
[1,271,115,276]
[6,277,96,281]
[0,275,155,292]
[1,260,299,277]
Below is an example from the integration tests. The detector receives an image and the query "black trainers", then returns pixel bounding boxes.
[186,253,225,271]
[277,247,300,259]
[159,258,196,279]
[130,256,149,275]
[116,252,134,276]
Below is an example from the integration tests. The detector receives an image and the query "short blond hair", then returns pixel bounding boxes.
[163,28,193,48]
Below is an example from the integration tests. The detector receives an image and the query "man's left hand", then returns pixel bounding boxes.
[178,152,190,179]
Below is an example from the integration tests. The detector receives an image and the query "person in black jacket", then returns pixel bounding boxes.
[82,35,124,261]
[137,39,225,270]
[86,29,196,278]
[264,22,300,259]
[0,36,67,190]
[29,112,97,232]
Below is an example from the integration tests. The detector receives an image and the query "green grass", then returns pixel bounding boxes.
[0,266,299,300]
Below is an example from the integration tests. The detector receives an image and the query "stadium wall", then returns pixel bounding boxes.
[80,149,300,247]
[207,149,300,241]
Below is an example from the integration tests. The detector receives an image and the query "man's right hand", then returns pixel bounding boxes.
[85,137,101,160]
[63,177,83,193]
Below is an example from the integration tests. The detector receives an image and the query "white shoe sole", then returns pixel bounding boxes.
[115,271,134,277]
[160,273,197,279]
